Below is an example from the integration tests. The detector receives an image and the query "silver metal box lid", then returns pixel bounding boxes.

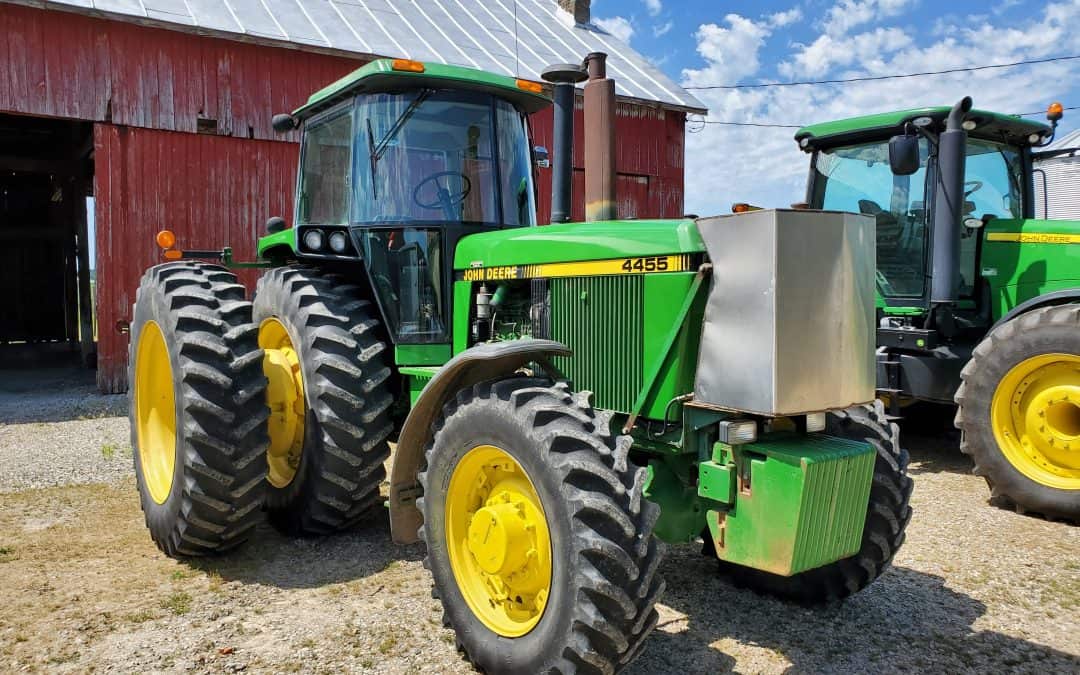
[693,209,877,416]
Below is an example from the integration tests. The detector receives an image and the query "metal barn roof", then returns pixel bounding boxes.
[27,0,706,113]
[1044,129,1080,153]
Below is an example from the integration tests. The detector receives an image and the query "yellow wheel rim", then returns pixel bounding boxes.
[445,445,552,637]
[134,321,177,504]
[259,318,306,489]
[991,353,1080,490]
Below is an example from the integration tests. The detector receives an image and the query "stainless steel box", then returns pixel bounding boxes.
[693,209,876,416]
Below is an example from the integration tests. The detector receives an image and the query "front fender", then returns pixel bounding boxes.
[388,339,571,544]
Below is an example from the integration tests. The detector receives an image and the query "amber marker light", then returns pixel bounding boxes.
[392,59,425,73]
[163,249,183,260]
[516,79,544,94]
[156,229,176,249]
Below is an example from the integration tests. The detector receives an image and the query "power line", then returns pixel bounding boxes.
[687,105,1076,132]
[684,54,1080,91]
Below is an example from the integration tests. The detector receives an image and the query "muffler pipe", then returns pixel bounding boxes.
[930,96,972,305]
[583,52,617,222]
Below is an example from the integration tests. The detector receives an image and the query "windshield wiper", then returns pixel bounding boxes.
[366,118,378,199]
[370,90,432,164]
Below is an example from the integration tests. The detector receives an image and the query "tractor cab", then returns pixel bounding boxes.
[263,59,549,344]
[797,105,1048,313]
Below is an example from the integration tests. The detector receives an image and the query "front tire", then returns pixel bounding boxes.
[253,266,394,535]
[955,304,1080,522]
[419,379,664,674]
[711,402,913,604]
[128,263,268,557]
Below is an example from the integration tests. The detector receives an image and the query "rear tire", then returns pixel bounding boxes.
[955,304,1080,522]
[129,262,268,557]
[253,266,394,535]
[710,401,913,604]
[419,379,664,674]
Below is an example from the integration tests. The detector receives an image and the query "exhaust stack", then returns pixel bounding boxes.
[541,63,588,224]
[930,96,972,305]
[583,52,617,222]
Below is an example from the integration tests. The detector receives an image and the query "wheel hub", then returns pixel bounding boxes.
[259,318,305,488]
[992,353,1080,489]
[445,445,552,637]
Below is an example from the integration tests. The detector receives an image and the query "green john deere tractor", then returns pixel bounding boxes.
[129,54,911,672]
[794,99,1080,521]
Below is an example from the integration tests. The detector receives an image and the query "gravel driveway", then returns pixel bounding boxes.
[0,371,1077,673]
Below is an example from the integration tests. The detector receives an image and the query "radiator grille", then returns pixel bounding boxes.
[550,275,643,413]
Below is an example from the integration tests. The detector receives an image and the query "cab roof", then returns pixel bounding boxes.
[293,59,550,120]
[794,107,1052,151]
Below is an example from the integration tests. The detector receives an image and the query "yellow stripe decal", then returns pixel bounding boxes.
[460,254,694,282]
[987,232,1080,244]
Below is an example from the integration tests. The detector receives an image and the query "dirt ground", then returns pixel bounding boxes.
[0,370,1078,674]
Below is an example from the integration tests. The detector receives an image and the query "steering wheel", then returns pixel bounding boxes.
[964,180,983,197]
[413,171,472,217]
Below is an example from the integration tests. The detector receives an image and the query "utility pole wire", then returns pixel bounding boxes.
[684,54,1080,90]
[687,106,1076,132]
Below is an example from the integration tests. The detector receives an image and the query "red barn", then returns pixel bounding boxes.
[0,0,704,392]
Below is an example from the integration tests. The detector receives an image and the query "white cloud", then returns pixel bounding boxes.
[768,7,803,28]
[653,20,674,37]
[595,15,635,44]
[644,0,663,17]
[821,0,916,36]
[681,14,773,87]
[681,1,1080,216]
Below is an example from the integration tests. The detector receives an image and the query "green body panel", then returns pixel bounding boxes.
[796,107,1049,149]
[399,366,440,407]
[293,59,549,119]
[257,228,295,258]
[395,344,453,366]
[980,218,1080,320]
[643,457,705,543]
[452,219,705,268]
[706,434,876,576]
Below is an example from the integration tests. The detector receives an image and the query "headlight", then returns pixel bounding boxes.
[328,230,348,253]
[806,412,827,433]
[303,228,324,251]
[717,419,757,445]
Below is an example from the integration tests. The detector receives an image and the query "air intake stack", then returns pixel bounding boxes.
[541,62,588,224]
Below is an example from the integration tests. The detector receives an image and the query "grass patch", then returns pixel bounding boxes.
[126,609,156,624]
[206,571,223,592]
[100,444,118,460]
[377,636,398,654]
[161,591,193,616]
[0,545,14,562]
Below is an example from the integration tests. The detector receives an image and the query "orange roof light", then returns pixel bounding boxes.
[1047,101,1064,121]
[516,79,544,94]
[732,203,763,213]
[391,59,425,73]
[156,230,176,249]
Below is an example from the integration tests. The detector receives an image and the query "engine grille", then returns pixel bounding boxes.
[550,275,644,413]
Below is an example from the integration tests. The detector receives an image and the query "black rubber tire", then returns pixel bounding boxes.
[419,379,665,674]
[710,401,913,604]
[955,304,1080,522]
[253,265,394,536]
[128,262,268,557]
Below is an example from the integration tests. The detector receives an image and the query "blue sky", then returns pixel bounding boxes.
[589,0,1080,215]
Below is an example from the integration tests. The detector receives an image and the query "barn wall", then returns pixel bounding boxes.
[94,124,298,392]
[0,3,356,141]
[3,4,687,391]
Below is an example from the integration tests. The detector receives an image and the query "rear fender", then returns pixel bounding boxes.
[388,339,571,544]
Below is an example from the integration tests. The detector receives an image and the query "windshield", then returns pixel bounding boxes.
[811,137,1025,301]
[353,90,535,227]
[811,139,931,298]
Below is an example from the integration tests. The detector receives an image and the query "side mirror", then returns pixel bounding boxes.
[272,113,298,133]
[533,145,550,169]
[889,133,920,176]
[266,216,286,234]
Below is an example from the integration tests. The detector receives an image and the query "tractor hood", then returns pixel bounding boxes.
[453,219,705,270]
